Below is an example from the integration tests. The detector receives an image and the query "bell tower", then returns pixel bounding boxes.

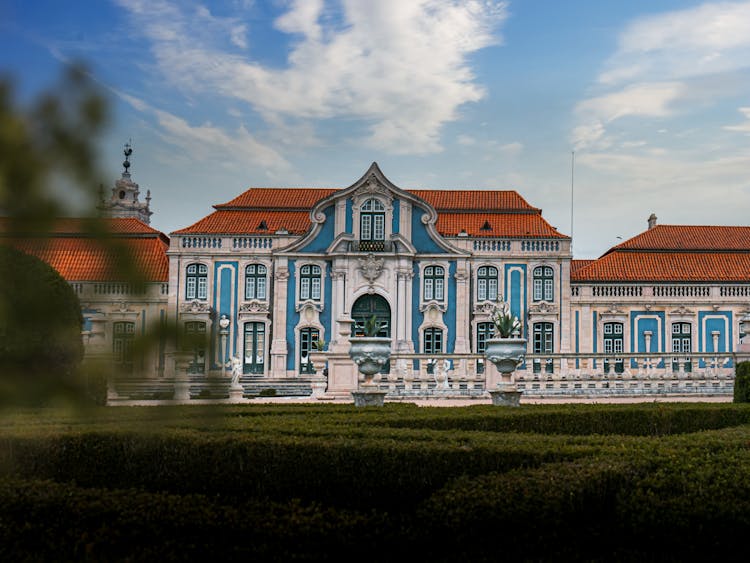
[98,141,153,225]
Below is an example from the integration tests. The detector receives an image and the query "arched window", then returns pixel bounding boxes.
[424,266,445,301]
[186,263,208,300]
[360,198,385,241]
[477,266,498,301]
[603,322,624,373]
[533,266,554,302]
[245,264,267,300]
[300,265,321,301]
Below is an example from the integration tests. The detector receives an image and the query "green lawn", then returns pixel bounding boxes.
[2,402,750,561]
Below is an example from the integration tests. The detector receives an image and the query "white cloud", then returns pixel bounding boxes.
[498,141,523,155]
[724,106,750,132]
[572,2,750,149]
[576,82,685,123]
[114,0,509,154]
[600,1,750,86]
[111,86,291,172]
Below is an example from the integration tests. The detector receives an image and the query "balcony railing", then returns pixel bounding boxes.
[350,240,393,252]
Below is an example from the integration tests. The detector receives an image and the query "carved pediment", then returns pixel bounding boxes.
[473,301,498,315]
[669,305,695,317]
[239,300,269,314]
[353,175,392,200]
[528,302,558,315]
[180,300,211,314]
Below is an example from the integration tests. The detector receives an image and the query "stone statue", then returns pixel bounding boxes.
[230,355,242,388]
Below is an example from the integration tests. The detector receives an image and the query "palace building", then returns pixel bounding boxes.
[3,152,749,398]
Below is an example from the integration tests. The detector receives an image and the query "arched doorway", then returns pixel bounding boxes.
[351,294,391,338]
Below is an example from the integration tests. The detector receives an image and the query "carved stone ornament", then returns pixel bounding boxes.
[669,305,695,317]
[239,300,269,314]
[180,300,211,313]
[116,301,130,313]
[276,267,290,281]
[354,175,391,199]
[528,302,558,315]
[359,253,385,284]
[474,301,498,315]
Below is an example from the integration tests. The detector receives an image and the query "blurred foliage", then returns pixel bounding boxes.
[0,64,140,406]
[0,246,84,405]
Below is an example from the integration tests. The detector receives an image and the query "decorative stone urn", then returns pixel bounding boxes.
[485,337,527,407]
[349,336,391,407]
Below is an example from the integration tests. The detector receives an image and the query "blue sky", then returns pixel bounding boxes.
[2,0,749,258]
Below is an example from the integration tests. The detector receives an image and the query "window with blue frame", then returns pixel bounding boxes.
[603,322,624,373]
[244,264,267,300]
[186,263,208,300]
[424,266,445,301]
[533,266,554,302]
[300,265,321,301]
[477,266,498,301]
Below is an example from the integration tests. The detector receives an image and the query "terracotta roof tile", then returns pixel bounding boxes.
[611,225,750,252]
[173,210,311,235]
[218,188,337,209]
[571,251,750,282]
[571,260,594,275]
[5,237,169,282]
[178,187,561,238]
[412,189,537,211]
[0,217,169,282]
[437,213,567,238]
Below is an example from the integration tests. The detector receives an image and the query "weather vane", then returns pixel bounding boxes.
[123,140,133,174]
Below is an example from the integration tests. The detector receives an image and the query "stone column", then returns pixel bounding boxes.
[330,268,348,353]
[453,262,470,353]
[396,266,414,352]
[270,262,290,377]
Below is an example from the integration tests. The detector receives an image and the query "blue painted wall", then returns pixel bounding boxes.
[81,307,98,331]
[321,262,332,342]
[212,261,238,368]
[630,311,666,368]
[446,261,457,352]
[504,265,527,338]
[345,199,353,233]
[411,206,445,253]
[575,311,581,369]
[286,261,297,371]
[592,311,597,368]
[299,206,335,252]
[698,311,733,367]
[411,263,421,356]
[392,198,400,234]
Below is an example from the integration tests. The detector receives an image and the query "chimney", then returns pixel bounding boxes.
[647,213,657,230]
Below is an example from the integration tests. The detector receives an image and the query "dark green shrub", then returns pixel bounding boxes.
[259,388,277,397]
[734,361,750,402]
[0,246,84,405]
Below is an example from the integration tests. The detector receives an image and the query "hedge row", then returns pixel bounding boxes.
[0,429,601,511]
[0,478,392,561]
[735,361,750,402]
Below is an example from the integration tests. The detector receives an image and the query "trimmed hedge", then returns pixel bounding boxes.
[2,404,750,560]
[734,361,750,402]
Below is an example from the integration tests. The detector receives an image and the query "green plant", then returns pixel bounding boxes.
[490,300,522,338]
[734,361,750,403]
[362,315,383,337]
[314,338,326,352]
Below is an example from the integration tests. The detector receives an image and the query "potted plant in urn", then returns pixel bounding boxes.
[484,300,526,406]
[349,315,390,406]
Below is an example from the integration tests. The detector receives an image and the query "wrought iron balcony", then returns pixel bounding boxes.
[350,240,393,252]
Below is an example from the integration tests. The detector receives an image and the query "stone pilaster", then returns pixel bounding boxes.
[453,262,470,353]
[270,261,290,377]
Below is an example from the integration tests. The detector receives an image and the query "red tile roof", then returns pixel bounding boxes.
[176,186,566,239]
[571,251,750,282]
[436,213,565,238]
[571,260,594,275]
[174,210,311,235]
[0,217,169,282]
[609,225,750,253]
